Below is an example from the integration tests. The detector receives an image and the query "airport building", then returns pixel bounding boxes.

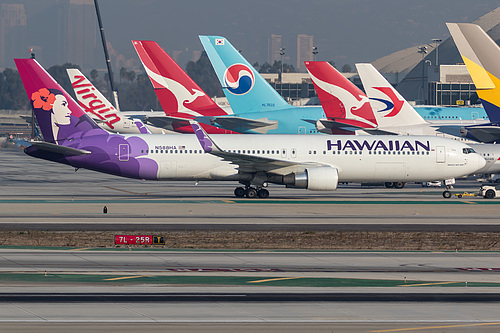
[374,6,500,105]
[264,7,500,107]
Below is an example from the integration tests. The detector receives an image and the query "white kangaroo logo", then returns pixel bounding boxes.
[143,65,205,117]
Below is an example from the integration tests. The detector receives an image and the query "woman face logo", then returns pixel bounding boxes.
[51,94,71,125]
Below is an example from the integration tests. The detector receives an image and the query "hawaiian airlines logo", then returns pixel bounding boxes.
[371,87,404,118]
[223,63,255,95]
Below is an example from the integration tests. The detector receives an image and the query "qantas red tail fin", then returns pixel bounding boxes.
[132,40,228,117]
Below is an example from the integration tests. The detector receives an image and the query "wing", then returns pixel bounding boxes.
[189,121,329,175]
[29,141,91,156]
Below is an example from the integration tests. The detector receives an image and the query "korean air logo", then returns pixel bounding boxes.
[223,64,255,95]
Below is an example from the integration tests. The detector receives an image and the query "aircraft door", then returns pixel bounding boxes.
[119,144,129,161]
[298,126,306,134]
[281,148,287,158]
[291,148,297,158]
[472,112,479,120]
[436,146,445,163]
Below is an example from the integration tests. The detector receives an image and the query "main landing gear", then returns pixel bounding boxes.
[384,182,406,189]
[234,186,270,198]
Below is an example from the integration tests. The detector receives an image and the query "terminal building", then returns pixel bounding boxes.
[261,6,500,107]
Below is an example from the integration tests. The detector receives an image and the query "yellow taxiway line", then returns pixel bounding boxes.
[247,277,302,283]
[104,275,150,281]
[370,322,500,332]
[398,281,461,287]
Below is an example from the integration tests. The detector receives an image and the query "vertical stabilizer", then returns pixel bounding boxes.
[447,23,500,122]
[305,61,377,129]
[199,35,290,114]
[355,63,428,127]
[132,40,229,117]
[67,68,149,134]
[15,59,101,144]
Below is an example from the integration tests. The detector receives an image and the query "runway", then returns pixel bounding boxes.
[2,249,500,282]
[1,249,500,331]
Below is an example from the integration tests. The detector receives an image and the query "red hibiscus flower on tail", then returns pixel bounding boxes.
[31,88,55,111]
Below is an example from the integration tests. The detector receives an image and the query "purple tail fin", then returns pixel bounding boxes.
[15,59,101,144]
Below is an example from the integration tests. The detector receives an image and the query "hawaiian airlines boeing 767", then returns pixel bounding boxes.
[16,58,485,198]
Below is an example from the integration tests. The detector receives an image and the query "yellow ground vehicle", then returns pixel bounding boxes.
[442,185,497,199]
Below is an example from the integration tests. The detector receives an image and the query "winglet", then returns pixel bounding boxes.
[189,120,221,153]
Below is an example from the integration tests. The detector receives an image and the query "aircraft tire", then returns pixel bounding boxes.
[484,189,496,199]
[246,188,258,198]
[394,182,405,189]
[257,189,269,198]
[384,182,394,188]
[442,190,452,199]
[234,187,246,198]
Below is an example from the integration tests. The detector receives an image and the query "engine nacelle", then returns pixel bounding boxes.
[284,166,338,191]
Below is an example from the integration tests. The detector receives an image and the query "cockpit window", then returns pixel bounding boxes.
[462,148,476,154]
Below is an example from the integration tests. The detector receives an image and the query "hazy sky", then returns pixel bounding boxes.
[3,0,500,70]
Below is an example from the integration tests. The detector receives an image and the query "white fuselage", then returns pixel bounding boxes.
[127,134,484,183]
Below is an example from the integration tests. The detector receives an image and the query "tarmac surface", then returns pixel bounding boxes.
[1,148,500,232]
[2,148,500,331]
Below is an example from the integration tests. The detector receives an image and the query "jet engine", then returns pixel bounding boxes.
[283,166,338,191]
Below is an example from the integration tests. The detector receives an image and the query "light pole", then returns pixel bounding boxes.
[418,46,428,103]
[432,38,442,67]
[312,46,318,61]
[280,47,285,96]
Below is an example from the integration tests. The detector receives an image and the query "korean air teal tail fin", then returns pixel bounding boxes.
[199,36,290,114]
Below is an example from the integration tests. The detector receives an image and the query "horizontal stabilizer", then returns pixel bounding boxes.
[144,115,191,129]
[29,141,91,156]
[316,118,378,134]
[462,125,500,143]
[211,116,278,133]
[362,129,399,135]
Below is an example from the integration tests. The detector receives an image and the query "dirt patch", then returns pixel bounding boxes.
[1,231,500,250]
